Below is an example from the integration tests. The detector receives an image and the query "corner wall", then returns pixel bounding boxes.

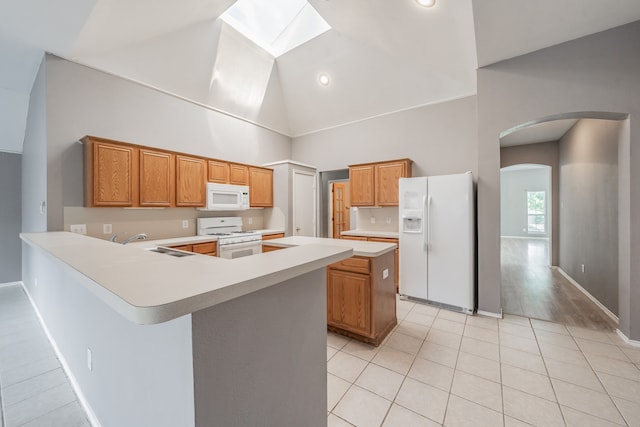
[477,20,639,337]
[0,152,22,282]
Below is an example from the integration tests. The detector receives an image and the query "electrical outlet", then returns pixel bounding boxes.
[103,224,112,234]
[248,217,253,225]
[87,348,92,371]
[581,264,585,273]
[370,217,376,224]
[70,224,87,235]
[182,220,189,229]
[386,217,391,224]
[382,268,389,279]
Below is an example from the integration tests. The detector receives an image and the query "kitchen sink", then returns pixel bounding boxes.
[145,247,195,257]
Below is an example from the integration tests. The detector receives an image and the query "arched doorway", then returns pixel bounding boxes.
[498,113,626,330]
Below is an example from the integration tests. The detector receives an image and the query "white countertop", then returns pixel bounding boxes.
[254,229,285,236]
[341,230,399,239]
[21,232,353,325]
[263,236,396,257]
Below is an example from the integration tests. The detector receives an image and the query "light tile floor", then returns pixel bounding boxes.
[0,285,89,427]
[3,283,640,427]
[327,297,640,427]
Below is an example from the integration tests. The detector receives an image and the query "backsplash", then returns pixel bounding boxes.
[352,207,399,232]
[63,207,266,241]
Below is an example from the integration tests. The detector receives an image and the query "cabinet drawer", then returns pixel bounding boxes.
[192,242,217,254]
[171,244,193,252]
[329,256,370,274]
[262,233,285,241]
[341,235,367,241]
[367,237,398,245]
[262,244,284,252]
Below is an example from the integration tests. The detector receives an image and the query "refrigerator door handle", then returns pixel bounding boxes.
[422,195,428,249]
[426,195,433,250]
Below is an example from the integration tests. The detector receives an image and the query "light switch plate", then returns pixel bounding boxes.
[103,224,112,234]
[182,220,189,229]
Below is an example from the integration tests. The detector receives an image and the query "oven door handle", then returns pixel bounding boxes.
[219,240,263,250]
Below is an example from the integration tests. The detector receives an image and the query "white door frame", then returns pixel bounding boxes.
[292,169,317,237]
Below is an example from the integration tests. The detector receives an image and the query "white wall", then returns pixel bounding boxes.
[22,243,194,427]
[559,118,621,315]
[21,55,47,233]
[500,167,550,238]
[44,54,292,231]
[291,96,478,177]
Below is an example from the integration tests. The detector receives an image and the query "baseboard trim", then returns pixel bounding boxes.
[20,282,102,427]
[477,309,503,319]
[616,329,640,348]
[500,235,550,240]
[555,267,619,323]
[0,281,22,288]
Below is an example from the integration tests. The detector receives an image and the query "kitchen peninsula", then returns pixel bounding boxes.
[20,232,395,427]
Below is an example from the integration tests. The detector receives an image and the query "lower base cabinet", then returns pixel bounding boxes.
[327,251,396,346]
[170,241,217,256]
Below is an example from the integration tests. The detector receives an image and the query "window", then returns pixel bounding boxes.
[527,191,546,234]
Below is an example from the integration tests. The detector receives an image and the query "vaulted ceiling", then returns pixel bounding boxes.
[2,0,640,153]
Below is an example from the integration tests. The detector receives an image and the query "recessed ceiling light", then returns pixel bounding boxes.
[416,0,435,7]
[318,73,330,86]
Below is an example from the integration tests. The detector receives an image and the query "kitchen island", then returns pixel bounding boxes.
[19,232,394,427]
[264,236,398,346]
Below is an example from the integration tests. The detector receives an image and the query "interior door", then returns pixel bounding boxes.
[293,170,316,236]
[332,182,350,238]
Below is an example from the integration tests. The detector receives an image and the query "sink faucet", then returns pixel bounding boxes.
[121,233,148,245]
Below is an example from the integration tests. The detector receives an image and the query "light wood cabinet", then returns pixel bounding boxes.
[327,269,372,336]
[84,137,138,207]
[83,136,273,210]
[249,167,273,207]
[376,160,412,206]
[171,244,193,252]
[349,159,412,207]
[139,149,174,207]
[208,160,229,184]
[341,235,368,241]
[262,233,285,240]
[176,155,207,207]
[262,244,284,252]
[192,241,217,256]
[229,163,249,185]
[349,164,375,206]
[327,251,396,346]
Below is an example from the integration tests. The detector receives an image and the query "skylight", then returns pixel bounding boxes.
[220,0,331,57]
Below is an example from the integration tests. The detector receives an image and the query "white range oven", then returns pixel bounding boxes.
[197,217,262,259]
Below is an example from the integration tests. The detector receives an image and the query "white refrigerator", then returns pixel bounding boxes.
[399,172,475,314]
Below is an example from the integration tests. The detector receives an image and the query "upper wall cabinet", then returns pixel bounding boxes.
[349,164,375,206]
[82,136,273,210]
[208,160,229,184]
[229,163,249,185]
[83,136,138,207]
[349,159,412,207]
[249,167,273,207]
[375,160,412,206]
[176,155,207,207]
[140,149,175,207]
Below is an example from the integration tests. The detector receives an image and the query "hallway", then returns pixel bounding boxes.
[501,237,617,331]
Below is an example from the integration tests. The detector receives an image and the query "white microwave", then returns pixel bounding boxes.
[204,183,250,210]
